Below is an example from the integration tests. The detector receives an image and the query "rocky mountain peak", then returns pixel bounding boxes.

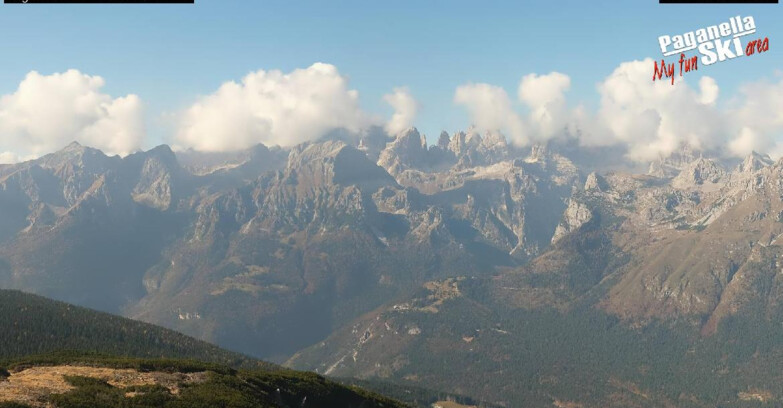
[480,131,506,147]
[551,199,593,244]
[524,144,577,177]
[478,131,509,162]
[38,141,112,171]
[672,156,726,188]
[434,130,511,168]
[436,131,450,150]
[283,140,394,192]
[377,128,428,175]
[739,151,774,173]
[389,127,426,152]
[145,144,177,163]
[647,145,700,178]
[128,145,182,211]
[584,172,609,192]
[527,144,549,163]
[286,140,347,170]
[447,131,469,157]
[175,143,287,183]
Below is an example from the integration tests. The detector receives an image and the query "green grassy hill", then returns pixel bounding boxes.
[0,353,407,408]
[0,289,409,408]
[0,289,266,369]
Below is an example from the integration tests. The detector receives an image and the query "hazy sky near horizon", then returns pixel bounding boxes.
[0,0,782,162]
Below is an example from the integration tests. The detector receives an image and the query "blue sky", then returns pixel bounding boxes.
[0,0,781,150]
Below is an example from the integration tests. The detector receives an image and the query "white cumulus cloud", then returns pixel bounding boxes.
[451,60,783,162]
[590,60,783,162]
[518,72,572,138]
[594,59,726,162]
[383,87,418,136]
[734,77,783,141]
[454,72,575,147]
[0,69,145,163]
[454,83,528,145]
[698,76,719,105]
[724,76,783,158]
[518,72,570,108]
[728,127,763,157]
[175,63,371,152]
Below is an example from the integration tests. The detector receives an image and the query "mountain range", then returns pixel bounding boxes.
[3,127,783,406]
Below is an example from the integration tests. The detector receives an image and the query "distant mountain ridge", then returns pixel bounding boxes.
[4,130,783,406]
[0,130,583,359]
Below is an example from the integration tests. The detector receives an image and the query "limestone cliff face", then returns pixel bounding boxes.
[551,199,593,244]
[672,157,727,189]
[376,128,428,176]
[739,151,774,173]
[584,172,608,192]
[131,145,180,211]
[0,142,190,313]
[373,130,580,259]
[7,132,783,364]
[283,148,783,408]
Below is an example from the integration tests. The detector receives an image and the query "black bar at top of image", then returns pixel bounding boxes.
[4,0,193,3]
[660,0,777,3]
